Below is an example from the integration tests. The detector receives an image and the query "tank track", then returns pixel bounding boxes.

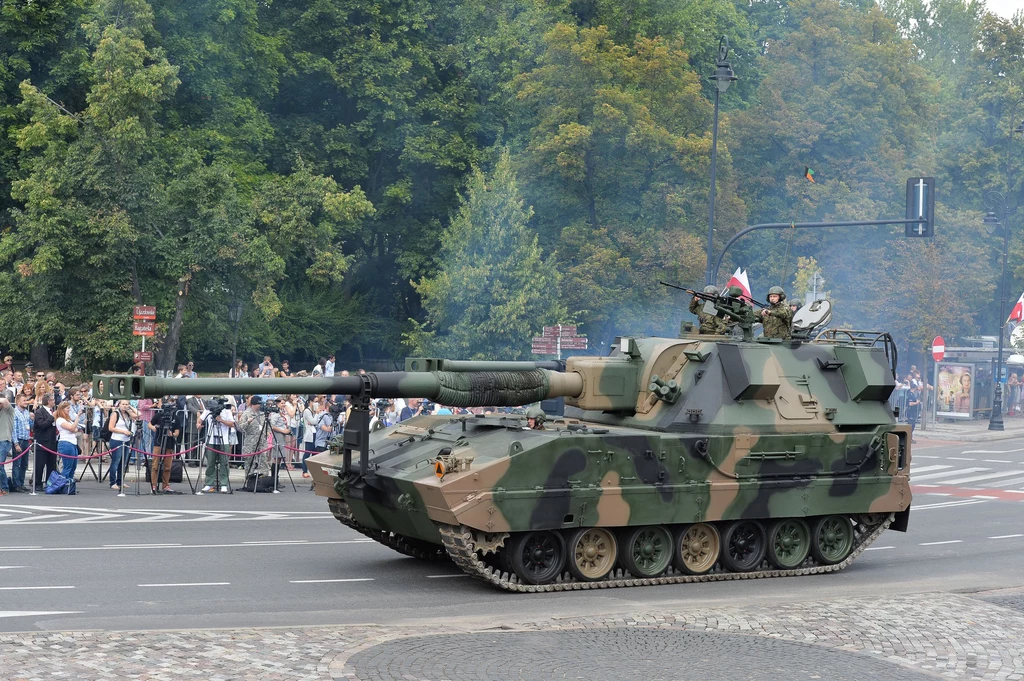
[328,498,448,561]
[436,514,894,593]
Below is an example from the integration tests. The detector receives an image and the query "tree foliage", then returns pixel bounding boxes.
[408,148,564,359]
[0,0,1022,371]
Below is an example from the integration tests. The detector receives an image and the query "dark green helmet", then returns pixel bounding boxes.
[703,285,720,296]
[526,406,546,422]
[768,286,786,302]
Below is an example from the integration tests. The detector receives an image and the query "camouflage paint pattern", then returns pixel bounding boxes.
[94,331,911,547]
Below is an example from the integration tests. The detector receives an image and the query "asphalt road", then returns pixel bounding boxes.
[1,437,1022,633]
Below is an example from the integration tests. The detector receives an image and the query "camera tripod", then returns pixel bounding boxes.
[146,408,195,495]
[243,408,297,493]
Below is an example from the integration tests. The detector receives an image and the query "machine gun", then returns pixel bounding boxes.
[660,281,764,341]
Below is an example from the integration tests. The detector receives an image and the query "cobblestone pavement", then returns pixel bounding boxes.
[2,590,1022,680]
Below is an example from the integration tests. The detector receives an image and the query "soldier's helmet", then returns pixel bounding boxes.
[525,406,546,422]
[703,285,720,296]
[768,286,786,302]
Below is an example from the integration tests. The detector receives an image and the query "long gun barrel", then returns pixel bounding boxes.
[94,363,584,408]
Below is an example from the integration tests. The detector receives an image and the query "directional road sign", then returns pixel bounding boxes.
[132,320,156,336]
[133,305,156,320]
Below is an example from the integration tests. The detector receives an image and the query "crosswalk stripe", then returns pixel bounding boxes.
[911,467,989,481]
[940,470,1024,485]
[908,465,953,474]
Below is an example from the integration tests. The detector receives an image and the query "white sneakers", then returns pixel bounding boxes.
[220,486,229,493]
[201,485,213,492]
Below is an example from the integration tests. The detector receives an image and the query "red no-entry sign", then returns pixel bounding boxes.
[932,336,945,362]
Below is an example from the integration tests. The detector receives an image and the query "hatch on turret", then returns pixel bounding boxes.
[718,344,781,401]
[833,346,896,402]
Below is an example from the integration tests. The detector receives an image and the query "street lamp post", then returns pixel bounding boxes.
[986,99,1024,431]
[228,300,244,377]
[705,36,738,286]
[985,195,1009,430]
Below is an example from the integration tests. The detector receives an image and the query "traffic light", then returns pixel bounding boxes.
[905,177,935,237]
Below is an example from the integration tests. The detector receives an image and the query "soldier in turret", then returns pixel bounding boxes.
[689,285,730,335]
[760,286,794,340]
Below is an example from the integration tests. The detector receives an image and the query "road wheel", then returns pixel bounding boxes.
[565,528,617,581]
[508,531,566,585]
[810,515,854,565]
[619,526,673,578]
[673,523,720,575]
[766,518,811,569]
[720,520,766,572]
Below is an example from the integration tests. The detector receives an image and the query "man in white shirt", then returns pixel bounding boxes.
[324,354,335,377]
[199,398,236,493]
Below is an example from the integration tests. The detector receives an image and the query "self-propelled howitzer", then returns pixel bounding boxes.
[94,323,912,593]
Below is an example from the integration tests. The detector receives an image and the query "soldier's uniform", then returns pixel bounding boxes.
[689,295,730,335]
[761,286,794,340]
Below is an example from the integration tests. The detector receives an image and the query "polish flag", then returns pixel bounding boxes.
[725,267,752,300]
[1009,291,1024,323]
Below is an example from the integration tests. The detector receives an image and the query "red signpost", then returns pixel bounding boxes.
[932,336,945,362]
[132,305,156,369]
[133,305,156,320]
[532,324,587,358]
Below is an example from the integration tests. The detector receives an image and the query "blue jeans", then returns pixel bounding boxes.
[108,440,127,488]
[58,440,79,479]
[0,440,10,492]
[12,439,28,490]
[136,421,153,462]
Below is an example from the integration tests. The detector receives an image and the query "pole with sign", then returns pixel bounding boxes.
[532,324,587,359]
[133,306,156,370]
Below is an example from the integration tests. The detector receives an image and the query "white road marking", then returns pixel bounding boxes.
[913,455,939,459]
[138,582,230,587]
[0,586,75,591]
[426,574,469,578]
[908,465,954,474]
[242,540,309,544]
[947,457,977,462]
[0,540,368,553]
[937,470,1024,485]
[989,534,1024,539]
[0,505,335,525]
[103,543,182,548]
[864,546,895,551]
[983,459,1012,463]
[0,611,82,618]
[919,540,963,546]
[912,467,989,481]
[914,499,991,510]
[981,476,1024,488]
[0,566,26,570]
[961,447,1024,454]
[289,578,374,583]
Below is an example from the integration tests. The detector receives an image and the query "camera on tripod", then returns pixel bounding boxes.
[160,402,178,420]
[205,397,228,417]
[328,401,345,416]
[260,401,280,414]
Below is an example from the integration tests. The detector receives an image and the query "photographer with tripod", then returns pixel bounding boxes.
[236,395,274,491]
[199,397,235,493]
[147,398,182,494]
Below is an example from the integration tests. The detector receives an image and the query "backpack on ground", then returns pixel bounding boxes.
[45,470,76,495]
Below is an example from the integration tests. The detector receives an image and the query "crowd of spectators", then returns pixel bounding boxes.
[0,354,502,496]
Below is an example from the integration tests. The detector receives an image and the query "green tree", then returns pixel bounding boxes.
[408,148,564,360]
[514,23,739,340]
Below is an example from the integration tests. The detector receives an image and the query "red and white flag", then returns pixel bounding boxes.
[725,267,752,301]
[1009,290,1024,323]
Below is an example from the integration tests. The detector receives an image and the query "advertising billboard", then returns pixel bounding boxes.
[936,363,973,418]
